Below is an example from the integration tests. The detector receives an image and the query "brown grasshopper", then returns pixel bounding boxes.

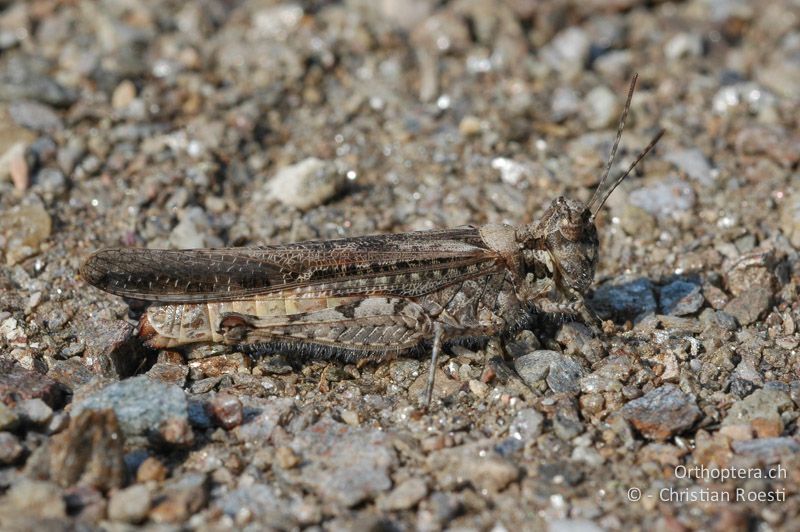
[82,75,663,405]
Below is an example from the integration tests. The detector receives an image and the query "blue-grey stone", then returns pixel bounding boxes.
[664,148,713,186]
[509,408,544,441]
[215,484,294,529]
[590,276,657,321]
[71,376,188,443]
[278,416,396,508]
[659,280,704,315]
[628,177,695,219]
[514,350,585,394]
[732,437,800,463]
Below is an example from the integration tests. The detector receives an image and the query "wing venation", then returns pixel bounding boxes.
[81,228,504,302]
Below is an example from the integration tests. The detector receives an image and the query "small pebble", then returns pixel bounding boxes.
[214,483,294,527]
[9,147,28,192]
[2,480,66,519]
[146,362,189,387]
[0,115,37,181]
[8,100,63,132]
[509,408,544,440]
[207,393,244,430]
[0,358,65,408]
[266,157,345,211]
[1,203,52,265]
[112,80,137,110]
[543,27,590,78]
[556,322,603,362]
[514,350,585,394]
[731,437,800,463]
[779,191,800,248]
[17,397,53,427]
[169,206,213,249]
[551,86,580,121]
[137,456,168,483]
[274,446,300,469]
[47,412,69,434]
[725,251,776,296]
[628,177,696,219]
[339,408,360,426]
[0,431,23,464]
[0,402,19,431]
[286,417,396,507]
[468,379,489,398]
[664,32,703,60]
[553,400,584,440]
[491,157,527,185]
[702,284,729,310]
[428,445,519,493]
[108,484,151,524]
[233,398,294,443]
[458,115,482,136]
[379,478,428,511]
[580,393,605,415]
[582,85,619,130]
[149,473,209,524]
[722,389,792,436]
[158,417,195,447]
[664,148,714,186]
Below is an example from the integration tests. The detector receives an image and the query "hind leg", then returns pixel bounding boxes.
[423,323,444,408]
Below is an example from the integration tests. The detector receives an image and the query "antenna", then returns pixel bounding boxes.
[585,74,664,220]
[589,128,665,220]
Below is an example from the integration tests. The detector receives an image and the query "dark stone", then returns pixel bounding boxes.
[621,384,701,440]
[146,363,189,387]
[47,359,96,391]
[0,358,66,409]
[49,409,126,491]
[724,287,772,326]
[149,473,209,524]
[78,320,148,379]
[552,399,584,440]
[589,277,657,322]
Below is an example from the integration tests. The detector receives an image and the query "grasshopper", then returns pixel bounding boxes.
[82,75,663,405]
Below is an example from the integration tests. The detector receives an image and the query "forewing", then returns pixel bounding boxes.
[81,228,504,302]
[81,247,279,302]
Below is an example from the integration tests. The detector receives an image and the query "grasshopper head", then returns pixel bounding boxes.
[524,75,665,297]
[535,197,598,294]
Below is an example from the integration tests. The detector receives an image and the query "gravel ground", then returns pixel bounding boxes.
[1,0,799,530]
